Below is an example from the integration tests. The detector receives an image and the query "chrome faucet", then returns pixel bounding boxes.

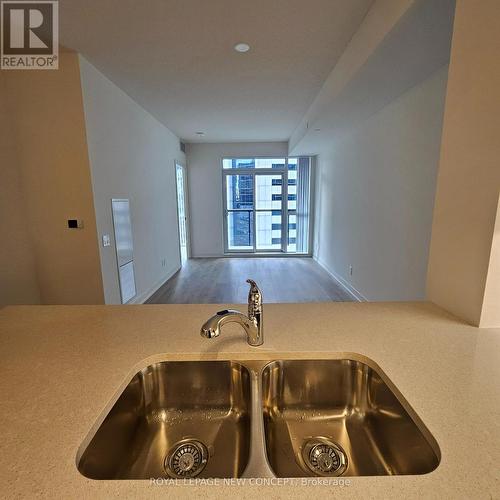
[200,279,263,346]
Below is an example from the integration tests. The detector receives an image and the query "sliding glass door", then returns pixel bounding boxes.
[223,158,311,254]
[225,174,254,252]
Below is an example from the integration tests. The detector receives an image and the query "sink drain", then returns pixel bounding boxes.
[164,439,208,478]
[302,438,348,476]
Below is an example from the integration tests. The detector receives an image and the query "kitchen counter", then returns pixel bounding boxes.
[0,302,499,499]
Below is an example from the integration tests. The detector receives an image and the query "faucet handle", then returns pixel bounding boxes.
[246,279,261,297]
[246,278,258,288]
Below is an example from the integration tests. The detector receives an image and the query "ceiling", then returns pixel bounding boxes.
[290,0,456,155]
[59,0,374,143]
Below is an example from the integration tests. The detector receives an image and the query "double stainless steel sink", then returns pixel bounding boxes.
[77,357,440,480]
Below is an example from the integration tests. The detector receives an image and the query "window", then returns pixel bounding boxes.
[223,157,311,254]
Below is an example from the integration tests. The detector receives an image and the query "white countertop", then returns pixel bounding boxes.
[0,302,499,499]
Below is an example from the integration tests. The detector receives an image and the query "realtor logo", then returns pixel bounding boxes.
[1,1,58,69]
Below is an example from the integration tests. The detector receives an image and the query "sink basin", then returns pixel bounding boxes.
[78,361,251,479]
[262,359,440,477]
[78,357,439,480]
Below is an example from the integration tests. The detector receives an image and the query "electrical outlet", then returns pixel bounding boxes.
[349,265,353,276]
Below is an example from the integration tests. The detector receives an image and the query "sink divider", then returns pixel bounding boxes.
[241,365,275,478]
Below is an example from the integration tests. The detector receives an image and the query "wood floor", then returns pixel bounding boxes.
[147,258,353,304]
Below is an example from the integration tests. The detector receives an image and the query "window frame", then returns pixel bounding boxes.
[221,156,313,255]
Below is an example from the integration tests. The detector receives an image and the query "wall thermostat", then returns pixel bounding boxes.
[67,219,84,229]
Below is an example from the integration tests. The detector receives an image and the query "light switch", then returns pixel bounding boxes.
[102,234,111,247]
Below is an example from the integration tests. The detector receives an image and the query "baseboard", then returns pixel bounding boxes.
[314,257,367,302]
[128,265,181,304]
[191,254,223,258]
[192,253,313,259]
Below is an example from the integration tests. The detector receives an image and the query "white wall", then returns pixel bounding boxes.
[427,0,500,327]
[185,142,288,257]
[314,66,448,301]
[79,56,185,304]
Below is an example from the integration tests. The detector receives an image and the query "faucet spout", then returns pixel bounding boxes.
[200,281,264,347]
[200,309,257,341]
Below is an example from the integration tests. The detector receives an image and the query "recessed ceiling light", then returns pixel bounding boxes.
[234,43,250,53]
